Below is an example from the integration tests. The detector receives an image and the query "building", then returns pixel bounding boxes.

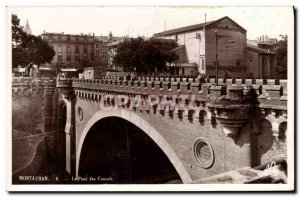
[24,20,32,35]
[153,16,247,77]
[246,45,276,78]
[41,32,108,68]
[246,35,278,78]
[247,35,278,50]
[106,32,124,71]
[107,39,123,71]
[82,66,106,79]
[39,67,56,78]
[42,31,124,70]
[168,45,197,75]
[59,68,79,78]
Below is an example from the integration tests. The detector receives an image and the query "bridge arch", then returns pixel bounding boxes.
[76,109,192,183]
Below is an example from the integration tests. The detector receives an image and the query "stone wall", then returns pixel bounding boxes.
[12,78,58,183]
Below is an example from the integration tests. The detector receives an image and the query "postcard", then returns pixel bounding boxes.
[7,6,294,192]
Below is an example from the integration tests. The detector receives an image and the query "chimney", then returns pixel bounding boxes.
[43,30,46,34]
[62,32,64,35]
[81,33,83,36]
[93,32,95,37]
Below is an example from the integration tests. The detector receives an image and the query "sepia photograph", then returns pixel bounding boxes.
[6,6,294,192]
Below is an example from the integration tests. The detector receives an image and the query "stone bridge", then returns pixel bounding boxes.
[12,76,287,184]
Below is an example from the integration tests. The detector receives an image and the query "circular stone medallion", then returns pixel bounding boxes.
[193,138,214,168]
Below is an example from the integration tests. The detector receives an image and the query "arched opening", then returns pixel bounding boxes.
[79,117,182,184]
[58,104,67,172]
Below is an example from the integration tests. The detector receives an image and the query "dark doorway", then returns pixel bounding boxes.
[79,117,182,184]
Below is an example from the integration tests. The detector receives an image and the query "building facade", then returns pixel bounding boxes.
[246,46,276,78]
[41,32,108,68]
[153,16,248,77]
[246,35,278,78]
[107,38,124,71]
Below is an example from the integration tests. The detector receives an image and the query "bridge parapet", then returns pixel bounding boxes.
[71,78,287,104]
[68,78,286,136]
[70,77,287,140]
[12,77,56,96]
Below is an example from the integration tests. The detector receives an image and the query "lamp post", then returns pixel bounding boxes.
[196,33,201,74]
[214,29,234,85]
[215,29,218,85]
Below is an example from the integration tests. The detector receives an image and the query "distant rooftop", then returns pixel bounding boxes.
[247,45,275,55]
[153,16,246,37]
[42,32,124,42]
[60,68,78,72]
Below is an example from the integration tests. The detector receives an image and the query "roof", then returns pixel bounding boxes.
[153,16,246,37]
[169,62,197,68]
[24,20,32,35]
[172,45,185,52]
[148,37,177,43]
[246,45,275,55]
[60,68,78,72]
[39,67,55,71]
[95,36,124,42]
[171,45,188,63]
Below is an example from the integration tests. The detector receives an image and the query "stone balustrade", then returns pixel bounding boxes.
[55,77,286,140]
[12,77,56,96]
[65,78,286,106]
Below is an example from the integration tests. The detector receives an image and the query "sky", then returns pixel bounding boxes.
[7,6,293,40]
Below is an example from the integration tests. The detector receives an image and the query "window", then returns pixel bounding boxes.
[58,36,62,41]
[96,44,99,48]
[67,36,70,42]
[201,59,205,70]
[57,55,62,62]
[75,55,80,62]
[236,61,241,67]
[67,46,71,53]
[75,46,79,54]
[67,55,71,62]
[91,53,94,61]
[57,46,62,53]
[84,47,88,54]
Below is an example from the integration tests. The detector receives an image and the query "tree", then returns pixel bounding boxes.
[113,37,178,73]
[12,14,55,69]
[275,36,287,79]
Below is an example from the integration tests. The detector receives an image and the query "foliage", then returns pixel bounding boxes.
[113,37,178,73]
[12,14,55,69]
[275,37,287,79]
